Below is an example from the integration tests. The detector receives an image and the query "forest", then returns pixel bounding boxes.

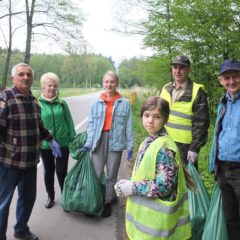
[1,0,240,110]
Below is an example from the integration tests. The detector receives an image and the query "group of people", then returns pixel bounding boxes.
[0,55,239,240]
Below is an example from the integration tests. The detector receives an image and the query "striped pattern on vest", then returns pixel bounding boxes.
[160,83,203,144]
[126,136,191,240]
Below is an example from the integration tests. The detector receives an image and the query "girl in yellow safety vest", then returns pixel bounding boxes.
[115,96,192,240]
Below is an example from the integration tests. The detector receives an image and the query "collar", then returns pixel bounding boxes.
[173,80,188,90]
[226,91,240,103]
[12,86,33,99]
[100,92,122,103]
[40,93,58,102]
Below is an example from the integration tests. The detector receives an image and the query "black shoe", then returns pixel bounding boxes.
[45,197,54,209]
[101,203,112,218]
[14,231,39,240]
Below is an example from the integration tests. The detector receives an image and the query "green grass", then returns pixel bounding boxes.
[198,125,215,196]
[32,87,101,98]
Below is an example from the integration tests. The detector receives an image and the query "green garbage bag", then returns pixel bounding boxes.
[68,131,87,160]
[60,152,104,216]
[201,182,228,240]
[187,162,210,240]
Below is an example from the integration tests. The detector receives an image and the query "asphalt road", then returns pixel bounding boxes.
[6,92,129,240]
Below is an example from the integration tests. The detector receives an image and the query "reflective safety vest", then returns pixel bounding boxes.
[126,135,191,240]
[160,83,204,144]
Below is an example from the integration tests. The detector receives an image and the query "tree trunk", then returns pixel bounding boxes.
[2,0,13,89]
[24,0,35,64]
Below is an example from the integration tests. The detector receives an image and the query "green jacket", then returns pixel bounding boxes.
[39,96,76,149]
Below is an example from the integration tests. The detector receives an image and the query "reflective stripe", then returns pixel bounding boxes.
[126,213,190,238]
[166,122,192,131]
[170,110,192,120]
[129,192,188,214]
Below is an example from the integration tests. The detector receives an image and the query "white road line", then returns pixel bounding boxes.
[75,116,88,131]
[37,116,88,168]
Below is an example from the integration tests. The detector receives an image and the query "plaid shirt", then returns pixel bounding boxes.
[0,87,52,169]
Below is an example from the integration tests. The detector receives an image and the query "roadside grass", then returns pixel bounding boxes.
[197,125,215,195]
[32,87,101,98]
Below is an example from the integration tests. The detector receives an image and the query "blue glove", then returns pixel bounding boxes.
[127,150,133,161]
[80,146,91,152]
[49,140,62,158]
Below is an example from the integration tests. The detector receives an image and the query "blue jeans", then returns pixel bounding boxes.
[217,161,240,240]
[0,165,37,240]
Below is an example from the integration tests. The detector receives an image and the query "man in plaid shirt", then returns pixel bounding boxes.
[0,63,61,240]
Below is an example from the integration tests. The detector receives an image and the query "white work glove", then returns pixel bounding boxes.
[114,179,133,197]
[187,151,198,163]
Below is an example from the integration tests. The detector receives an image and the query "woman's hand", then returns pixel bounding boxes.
[49,140,62,158]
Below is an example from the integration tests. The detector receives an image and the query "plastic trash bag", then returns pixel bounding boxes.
[187,162,210,240]
[60,151,104,215]
[201,182,228,240]
[68,131,87,160]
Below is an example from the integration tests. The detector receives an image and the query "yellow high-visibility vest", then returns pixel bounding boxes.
[126,135,191,240]
[160,83,204,144]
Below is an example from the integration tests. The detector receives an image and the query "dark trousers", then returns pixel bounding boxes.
[40,147,69,197]
[0,166,37,240]
[217,161,240,240]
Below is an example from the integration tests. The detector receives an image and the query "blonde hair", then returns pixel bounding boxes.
[40,72,60,88]
[103,70,119,82]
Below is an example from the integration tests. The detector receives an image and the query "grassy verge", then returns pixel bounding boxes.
[32,87,101,98]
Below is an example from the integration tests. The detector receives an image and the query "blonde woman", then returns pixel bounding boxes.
[39,72,76,209]
[83,71,134,217]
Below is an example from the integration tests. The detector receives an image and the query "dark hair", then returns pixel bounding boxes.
[140,96,169,124]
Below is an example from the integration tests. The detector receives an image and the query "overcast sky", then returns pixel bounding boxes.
[69,0,154,66]
[77,0,151,64]
[0,0,152,65]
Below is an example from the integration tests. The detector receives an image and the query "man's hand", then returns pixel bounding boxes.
[114,179,133,197]
[187,151,198,163]
[49,140,62,158]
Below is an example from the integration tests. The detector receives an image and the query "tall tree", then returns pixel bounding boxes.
[0,0,24,88]
[1,0,13,89]
[24,0,35,63]
[23,0,84,63]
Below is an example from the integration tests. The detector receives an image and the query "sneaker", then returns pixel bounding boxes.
[14,231,39,240]
[101,202,112,218]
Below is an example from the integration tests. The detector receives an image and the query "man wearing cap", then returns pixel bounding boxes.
[210,59,240,240]
[160,55,210,168]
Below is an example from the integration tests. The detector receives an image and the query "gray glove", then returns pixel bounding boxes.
[114,179,133,197]
[187,151,198,163]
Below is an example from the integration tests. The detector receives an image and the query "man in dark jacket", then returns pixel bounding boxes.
[160,55,210,168]
[0,63,61,240]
